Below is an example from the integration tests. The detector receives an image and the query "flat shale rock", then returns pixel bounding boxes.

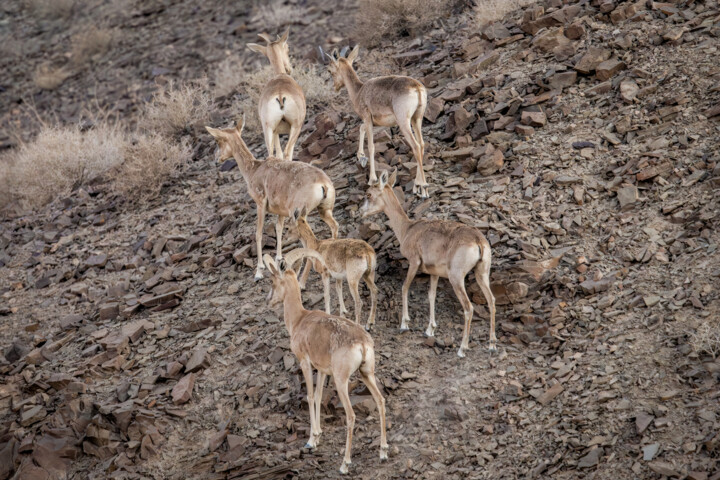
[172,373,196,405]
[574,47,611,74]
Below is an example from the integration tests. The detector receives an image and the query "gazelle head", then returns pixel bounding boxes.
[205,116,245,162]
[263,249,326,306]
[326,45,359,92]
[248,29,292,74]
[361,168,397,218]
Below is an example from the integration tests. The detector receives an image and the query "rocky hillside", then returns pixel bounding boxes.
[1,0,719,479]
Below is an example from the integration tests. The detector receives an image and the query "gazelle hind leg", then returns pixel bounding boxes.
[348,275,363,324]
[273,132,283,159]
[400,258,420,330]
[299,359,317,449]
[358,352,388,461]
[397,116,427,198]
[475,254,497,352]
[363,270,378,331]
[313,372,326,443]
[426,275,439,337]
[411,111,428,196]
[449,273,474,358]
[333,373,355,474]
[336,279,348,316]
[274,215,285,262]
[284,121,302,161]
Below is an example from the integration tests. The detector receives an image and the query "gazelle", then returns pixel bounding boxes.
[290,209,378,330]
[360,169,497,357]
[326,45,430,198]
[247,29,306,161]
[264,248,388,474]
[205,117,338,281]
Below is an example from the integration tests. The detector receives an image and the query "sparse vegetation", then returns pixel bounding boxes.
[474,0,535,25]
[213,55,246,98]
[71,26,115,65]
[140,81,214,137]
[0,124,127,210]
[23,0,75,19]
[33,63,72,90]
[355,0,452,46]
[690,321,720,359]
[112,133,192,201]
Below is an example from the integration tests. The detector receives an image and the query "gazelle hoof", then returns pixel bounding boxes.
[275,254,283,263]
[424,327,435,337]
[358,155,368,168]
[253,271,264,282]
[339,462,351,474]
[489,343,498,354]
[365,324,372,332]
[380,448,389,461]
[303,442,315,450]
[457,348,466,358]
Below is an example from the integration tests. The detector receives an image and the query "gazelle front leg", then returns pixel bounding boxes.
[363,271,378,331]
[314,372,326,441]
[275,215,286,262]
[299,359,318,449]
[357,121,367,168]
[400,258,420,330]
[449,274,474,358]
[335,279,348,317]
[365,119,377,184]
[322,273,332,314]
[425,275,439,337]
[333,373,355,474]
[254,201,267,281]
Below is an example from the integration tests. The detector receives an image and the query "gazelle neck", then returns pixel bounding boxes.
[282,275,307,337]
[341,66,364,110]
[381,187,411,242]
[229,135,260,185]
[298,223,319,250]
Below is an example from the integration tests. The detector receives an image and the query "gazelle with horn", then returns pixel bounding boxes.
[325,45,430,197]
[360,169,497,357]
[205,117,338,281]
[290,208,378,330]
[264,248,388,474]
[247,29,306,161]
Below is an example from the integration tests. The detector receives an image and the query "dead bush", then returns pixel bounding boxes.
[24,0,75,19]
[140,81,214,137]
[33,63,72,90]
[251,0,306,30]
[113,133,192,201]
[690,321,720,359]
[474,0,535,25]
[0,124,127,210]
[71,26,115,65]
[355,0,451,46]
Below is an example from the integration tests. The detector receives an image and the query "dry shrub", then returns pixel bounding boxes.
[214,55,246,98]
[24,0,75,19]
[113,133,192,200]
[251,0,306,30]
[690,321,720,359]
[474,0,535,26]
[355,0,451,46]
[140,81,214,137]
[33,63,72,90]
[0,124,127,210]
[71,26,114,65]
[232,64,336,135]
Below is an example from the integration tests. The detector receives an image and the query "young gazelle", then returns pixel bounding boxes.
[326,45,430,197]
[290,209,378,330]
[205,117,338,281]
[264,248,388,474]
[360,169,497,358]
[247,29,306,161]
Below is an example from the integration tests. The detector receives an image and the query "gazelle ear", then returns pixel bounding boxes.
[388,168,398,187]
[278,258,287,273]
[379,170,389,188]
[257,32,273,43]
[279,28,289,43]
[247,43,267,55]
[347,44,360,63]
[263,254,279,275]
[205,126,223,139]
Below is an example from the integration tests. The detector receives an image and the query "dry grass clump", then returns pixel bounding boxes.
[24,0,75,19]
[1,124,127,209]
[355,0,451,46]
[474,0,535,26]
[33,63,72,90]
[690,321,720,359]
[140,81,214,137]
[112,133,192,200]
[251,0,306,30]
[71,26,115,65]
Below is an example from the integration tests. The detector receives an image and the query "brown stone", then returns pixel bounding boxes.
[596,59,626,81]
[185,348,208,373]
[537,383,563,405]
[171,373,196,404]
[424,97,445,123]
[476,148,504,176]
[521,110,547,127]
[574,47,611,74]
[547,71,577,90]
[532,28,569,53]
[564,22,585,40]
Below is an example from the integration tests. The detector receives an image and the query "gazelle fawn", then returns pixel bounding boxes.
[360,169,497,357]
[205,117,338,281]
[291,208,378,330]
[326,45,430,198]
[264,248,388,474]
[247,29,306,161]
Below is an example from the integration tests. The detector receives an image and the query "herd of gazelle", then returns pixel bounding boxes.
[205,29,496,474]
